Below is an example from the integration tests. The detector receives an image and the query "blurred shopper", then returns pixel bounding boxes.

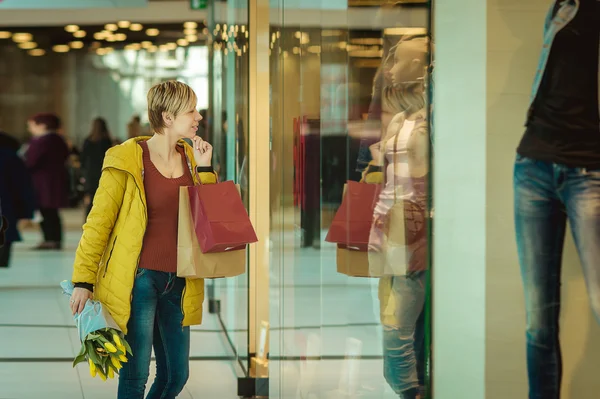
[127,115,142,139]
[70,81,216,398]
[80,117,114,217]
[0,131,36,266]
[25,113,70,250]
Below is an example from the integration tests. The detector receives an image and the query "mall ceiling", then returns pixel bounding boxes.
[0,20,210,56]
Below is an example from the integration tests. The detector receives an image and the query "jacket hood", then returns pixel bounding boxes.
[102,136,198,186]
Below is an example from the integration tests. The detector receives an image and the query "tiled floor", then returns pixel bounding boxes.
[0,209,402,398]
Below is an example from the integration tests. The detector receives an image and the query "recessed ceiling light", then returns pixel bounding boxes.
[69,41,84,49]
[29,49,45,56]
[147,46,157,53]
[18,42,37,49]
[184,28,196,36]
[115,33,127,41]
[186,35,198,42]
[105,23,118,31]
[73,30,87,38]
[52,45,70,53]
[177,39,189,46]
[118,21,131,28]
[165,42,177,50]
[106,36,117,42]
[65,25,79,33]
[12,33,33,43]
[146,28,159,37]
[183,22,198,29]
[141,41,152,48]
[125,43,141,50]
[0,31,12,39]
[130,23,143,32]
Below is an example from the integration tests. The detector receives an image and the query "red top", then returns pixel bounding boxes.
[138,141,193,273]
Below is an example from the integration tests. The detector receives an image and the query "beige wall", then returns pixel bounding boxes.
[486,1,600,398]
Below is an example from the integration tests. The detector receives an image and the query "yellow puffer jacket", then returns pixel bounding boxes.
[72,137,217,334]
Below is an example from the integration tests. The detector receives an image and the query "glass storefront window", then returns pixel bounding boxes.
[267,1,433,397]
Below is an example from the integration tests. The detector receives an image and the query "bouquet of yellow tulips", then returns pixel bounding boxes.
[61,280,133,380]
[73,327,132,380]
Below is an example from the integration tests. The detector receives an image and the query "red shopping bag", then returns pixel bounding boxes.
[188,181,258,253]
[325,181,381,251]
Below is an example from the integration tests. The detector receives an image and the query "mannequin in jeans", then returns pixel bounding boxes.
[368,36,430,399]
[514,1,600,398]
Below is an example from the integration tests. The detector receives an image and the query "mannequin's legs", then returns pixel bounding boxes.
[514,156,567,399]
[563,169,600,323]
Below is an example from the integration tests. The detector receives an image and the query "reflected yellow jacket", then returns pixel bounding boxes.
[71,137,217,334]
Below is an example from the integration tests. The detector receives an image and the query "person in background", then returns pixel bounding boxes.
[80,117,114,218]
[25,113,70,250]
[127,115,142,139]
[0,130,35,266]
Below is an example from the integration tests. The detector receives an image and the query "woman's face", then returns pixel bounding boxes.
[27,121,46,136]
[389,40,427,86]
[168,102,202,140]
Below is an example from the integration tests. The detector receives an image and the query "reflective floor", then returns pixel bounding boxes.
[0,209,397,399]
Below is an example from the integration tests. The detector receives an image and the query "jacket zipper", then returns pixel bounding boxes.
[103,235,118,278]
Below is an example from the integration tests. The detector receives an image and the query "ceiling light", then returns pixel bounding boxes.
[12,33,33,43]
[147,46,157,53]
[159,44,169,52]
[130,23,143,31]
[165,42,177,50]
[105,23,118,31]
[125,43,141,50]
[202,28,209,35]
[65,25,79,33]
[0,31,12,39]
[94,32,107,40]
[186,35,198,42]
[29,49,45,56]
[18,42,37,49]
[241,25,245,33]
[115,33,127,41]
[146,28,159,37]
[118,20,131,28]
[53,45,70,53]
[69,41,84,49]
[383,27,427,36]
[177,39,189,46]
[184,28,196,36]
[141,41,152,48]
[106,36,117,42]
[183,22,197,29]
[73,30,87,38]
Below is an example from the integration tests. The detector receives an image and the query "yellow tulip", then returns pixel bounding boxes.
[119,354,128,363]
[111,356,122,370]
[113,334,122,348]
[97,369,107,381]
[107,367,114,379]
[104,342,117,353]
[88,359,97,377]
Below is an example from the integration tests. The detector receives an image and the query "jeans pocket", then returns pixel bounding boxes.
[135,268,147,279]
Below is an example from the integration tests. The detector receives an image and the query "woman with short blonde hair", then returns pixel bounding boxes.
[70,80,216,398]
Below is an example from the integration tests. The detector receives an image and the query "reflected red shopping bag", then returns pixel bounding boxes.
[325,181,381,251]
[188,181,258,253]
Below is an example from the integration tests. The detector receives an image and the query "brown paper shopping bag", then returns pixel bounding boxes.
[177,187,246,279]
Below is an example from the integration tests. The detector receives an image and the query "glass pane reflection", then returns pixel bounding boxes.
[269,1,432,398]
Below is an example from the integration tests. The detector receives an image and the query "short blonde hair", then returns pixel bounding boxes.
[147,80,197,134]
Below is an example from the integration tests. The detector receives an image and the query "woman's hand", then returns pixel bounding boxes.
[191,136,213,167]
[70,287,93,315]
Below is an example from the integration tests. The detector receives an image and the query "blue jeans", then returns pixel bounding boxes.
[514,155,600,399]
[118,269,190,399]
[382,274,426,398]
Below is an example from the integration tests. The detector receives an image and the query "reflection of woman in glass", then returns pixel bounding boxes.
[367,36,430,399]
